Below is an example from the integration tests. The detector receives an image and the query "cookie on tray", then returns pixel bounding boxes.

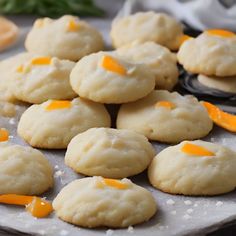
[198,74,236,93]
[116,41,179,90]
[177,29,236,77]
[0,142,53,195]
[148,140,236,195]
[70,51,155,104]
[65,128,155,178]
[110,11,183,50]
[25,15,104,61]
[117,90,213,143]
[10,56,77,104]
[53,177,157,228]
[17,98,111,149]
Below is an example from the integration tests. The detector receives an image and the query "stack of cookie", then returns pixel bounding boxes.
[177,29,236,93]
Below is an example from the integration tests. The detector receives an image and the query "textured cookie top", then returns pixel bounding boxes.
[11,56,76,104]
[148,140,236,195]
[70,52,155,104]
[110,11,183,50]
[65,127,155,178]
[116,41,178,90]
[0,143,53,195]
[177,30,236,76]
[53,176,157,228]
[117,90,213,143]
[25,15,104,61]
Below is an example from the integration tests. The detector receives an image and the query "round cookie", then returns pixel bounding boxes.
[177,30,236,76]
[0,52,32,102]
[148,140,236,195]
[117,90,213,143]
[18,98,111,149]
[53,177,157,228]
[0,142,53,195]
[70,51,155,104]
[10,56,77,104]
[110,11,183,50]
[25,15,104,61]
[65,128,155,178]
[198,74,236,93]
[116,41,179,90]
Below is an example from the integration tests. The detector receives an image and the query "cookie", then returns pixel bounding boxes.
[148,140,236,195]
[18,98,111,149]
[198,74,236,93]
[177,30,236,76]
[53,177,157,228]
[116,41,179,90]
[117,90,213,143]
[10,56,77,104]
[25,15,104,61]
[110,11,183,50]
[70,52,155,104]
[0,142,53,195]
[65,128,155,178]
[0,52,32,102]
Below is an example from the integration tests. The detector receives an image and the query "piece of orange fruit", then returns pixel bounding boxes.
[0,17,19,51]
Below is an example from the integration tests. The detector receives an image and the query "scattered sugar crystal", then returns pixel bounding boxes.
[127,226,134,233]
[60,230,69,236]
[184,200,192,205]
[171,210,177,215]
[216,201,223,207]
[183,214,192,220]
[194,203,198,207]
[106,229,114,235]
[9,135,14,139]
[54,165,59,169]
[54,170,64,178]
[166,199,175,205]
[158,225,165,230]
[186,208,193,214]
[9,118,15,124]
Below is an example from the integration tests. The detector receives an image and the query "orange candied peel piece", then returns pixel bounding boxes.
[179,34,193,46]
[97,178,128,190]
[67,19,80,31]
[206,29,235,38]
[45,100,72,111]
[201,101,236,133]
[0,128,9,142]
[0,194,53,218]
[101,55,126,75]
[181,142,214,157]
[155,101,175,109]
[31,57,52,66]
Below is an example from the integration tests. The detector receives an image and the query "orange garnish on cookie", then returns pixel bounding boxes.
[206,29,235,38]
[67,19,80,31]
[0,128,9,142]
[201,101,236,132]
[31,57,51,66]
[101,55,126,75]
[46,100,71,111]
[103,178,128,190]
[182,143,214,157]
[0,194,53,218]
[179,34,193,46]
[155,101,175,109]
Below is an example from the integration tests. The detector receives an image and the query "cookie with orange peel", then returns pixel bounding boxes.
[177,29,236,76]
[17,97,111,149]
[70,51,155,104]
[148,140,236,195]
[53,177,157,228]
[117,90,213,143]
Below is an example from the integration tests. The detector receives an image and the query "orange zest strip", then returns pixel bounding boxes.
[67,20,80,31]
[103,178,128,190]
[46,100,71,111]
[31,57,51,66]
[155,101,175,109]
[206,29,235,38]
[201,101,236,133]
[101,55,126,75]
[181,143,214,157]
[16,65,24,73]
[179,34,193,46]
[0,128,9,142]
[0,194,53,218]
